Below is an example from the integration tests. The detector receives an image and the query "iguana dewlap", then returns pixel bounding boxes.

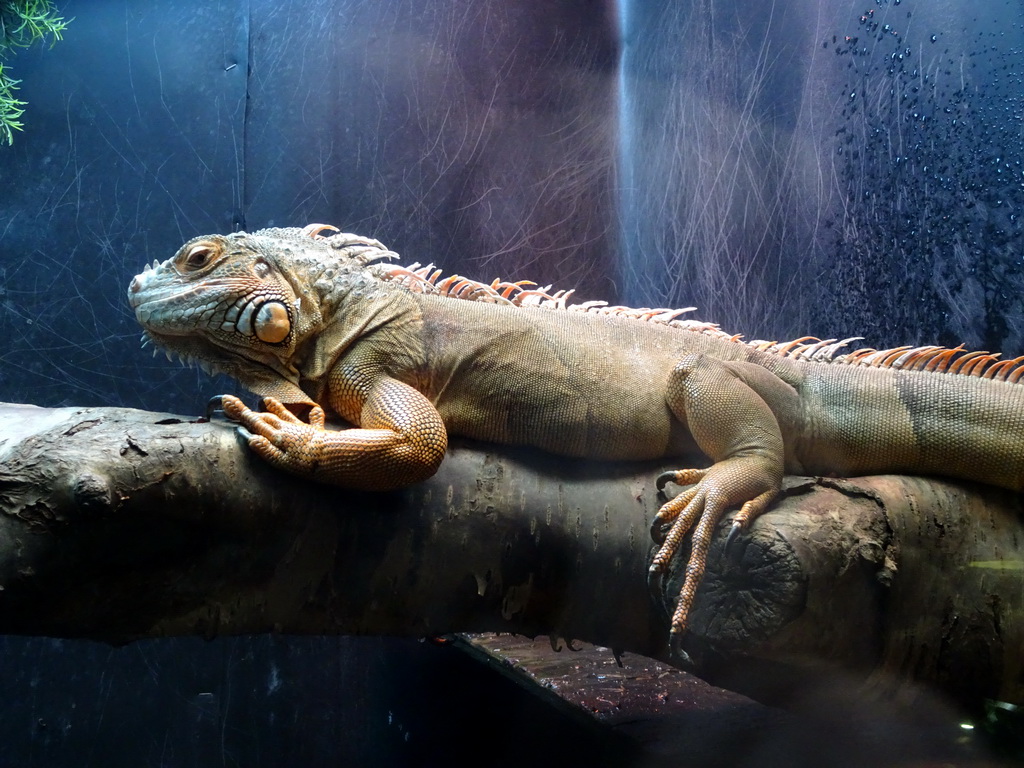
[128,225,1024,640]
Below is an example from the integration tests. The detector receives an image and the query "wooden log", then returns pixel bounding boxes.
[661,475,1024,707]
[0,402,1020,709]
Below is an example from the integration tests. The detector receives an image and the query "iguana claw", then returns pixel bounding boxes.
[655,469,681,492]
[205,395,227,420]
[646,565,669,619]
[723,520,744,554]
[669,630,694,667]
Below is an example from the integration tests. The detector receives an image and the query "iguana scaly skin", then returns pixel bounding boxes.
[128,225,1024,640]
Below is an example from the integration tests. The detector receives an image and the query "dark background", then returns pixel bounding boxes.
[0,0,1021,764]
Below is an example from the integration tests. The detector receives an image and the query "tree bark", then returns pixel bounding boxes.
[0,403,1020,709]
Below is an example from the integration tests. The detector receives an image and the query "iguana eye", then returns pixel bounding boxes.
[182,243,215,270]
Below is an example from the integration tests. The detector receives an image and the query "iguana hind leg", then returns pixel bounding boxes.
[650,354,786,637]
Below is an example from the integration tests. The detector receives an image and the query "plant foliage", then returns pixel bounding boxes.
[0,0,70,145]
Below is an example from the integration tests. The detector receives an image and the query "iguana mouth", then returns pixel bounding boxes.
[129,285,207,330]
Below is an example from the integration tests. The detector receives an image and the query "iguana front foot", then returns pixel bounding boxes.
[648,461,778,637]
[220,394,332,480]
[219,385,447,490]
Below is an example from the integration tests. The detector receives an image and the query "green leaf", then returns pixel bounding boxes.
[0,2,71,145]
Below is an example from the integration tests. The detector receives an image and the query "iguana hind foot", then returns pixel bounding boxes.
[650,355,786,637]
[649,462,778,636]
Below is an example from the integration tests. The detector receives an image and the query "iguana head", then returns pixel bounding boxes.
[127,225,396,404]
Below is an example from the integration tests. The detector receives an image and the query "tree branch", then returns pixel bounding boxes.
[0,403,1020,709]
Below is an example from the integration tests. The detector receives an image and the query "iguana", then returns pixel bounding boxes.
[128,224,1024,641]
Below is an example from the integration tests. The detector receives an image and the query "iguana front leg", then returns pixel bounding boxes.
[219,374,447,491]
[650,353,787,638]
